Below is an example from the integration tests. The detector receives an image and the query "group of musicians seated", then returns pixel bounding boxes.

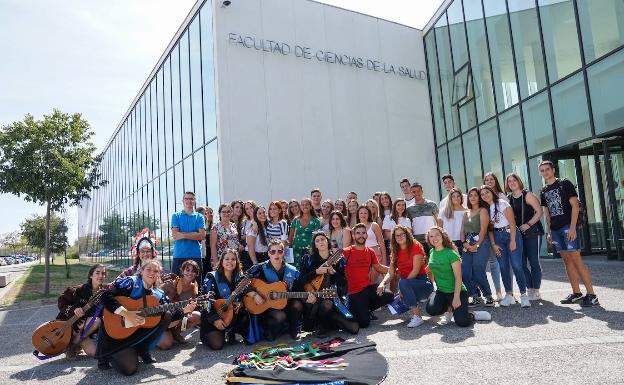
[55,223,454,376]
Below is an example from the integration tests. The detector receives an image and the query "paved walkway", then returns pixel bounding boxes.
[1,258,622,384]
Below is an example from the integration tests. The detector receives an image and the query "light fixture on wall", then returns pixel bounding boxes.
[221,0,231,7]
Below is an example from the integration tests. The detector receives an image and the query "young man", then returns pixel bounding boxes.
[311,188,323,217]
[344,223,393,328]
[400,178,415,207]
[346,191,358,203]
[406,183,441,255]
[539,161,598,307]
[439,174,467,211]
[171,191,206,280]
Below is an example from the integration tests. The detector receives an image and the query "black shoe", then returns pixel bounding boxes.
[369,311,378,321]
[137,349,156,364]
[97,358,111,370]
[484,297,495,307]
[580,294,599,307]
[468,297,479,307]
[560,292,583,304]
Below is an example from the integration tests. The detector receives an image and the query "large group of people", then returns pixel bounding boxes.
[52,160,599,375]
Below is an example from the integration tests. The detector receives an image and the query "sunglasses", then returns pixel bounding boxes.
[269,249,285,255]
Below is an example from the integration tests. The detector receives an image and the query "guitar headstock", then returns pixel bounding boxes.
[318,288,338,298]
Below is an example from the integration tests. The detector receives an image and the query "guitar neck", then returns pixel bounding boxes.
[321,250,343,268]
[272,291,325,299]
[140,298,195,317]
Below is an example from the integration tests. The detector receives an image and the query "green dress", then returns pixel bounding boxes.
[291,216,321,268]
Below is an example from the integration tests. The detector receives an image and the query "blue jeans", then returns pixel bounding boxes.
[551,225,581,252]
[461,239,492,297]
[522,234,542,290]
[398,276,433,307]
[493,229,527,294]
[488,252,502,292]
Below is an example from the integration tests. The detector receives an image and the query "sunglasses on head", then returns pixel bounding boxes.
[269,249,284,255]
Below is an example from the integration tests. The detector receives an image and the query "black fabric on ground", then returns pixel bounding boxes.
[227,340,387,385]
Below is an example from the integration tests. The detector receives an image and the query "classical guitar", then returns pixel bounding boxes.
[32,289,106,356]
[303,249,344,292]
[213,275,251,327]
[103,293,212,340]
[243,279,337,315]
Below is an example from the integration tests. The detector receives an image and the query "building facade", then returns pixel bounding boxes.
[424,0,624,259]
[78,0,434,262]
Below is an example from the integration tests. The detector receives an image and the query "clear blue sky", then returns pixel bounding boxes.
[0,0,443,243]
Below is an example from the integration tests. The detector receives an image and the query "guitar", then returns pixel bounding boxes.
[103,293,213,340]
[303,249,344,292]
[243,278,337,315]
[213,274,252,327]
[32,289,106,356]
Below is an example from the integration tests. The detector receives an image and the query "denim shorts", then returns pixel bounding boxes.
[550,225,581,252]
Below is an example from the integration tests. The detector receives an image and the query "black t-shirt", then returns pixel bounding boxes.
[540,179,578,231]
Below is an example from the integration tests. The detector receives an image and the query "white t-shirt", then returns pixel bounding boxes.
[440,211,466,241]
[405,197,415,207]
[247,226,269,253]
[439,193,468,212]
[382,215,412,232]
[490,200,512,228]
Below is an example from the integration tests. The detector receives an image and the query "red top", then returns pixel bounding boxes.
[343,246,378,295]
[395,242,426,278]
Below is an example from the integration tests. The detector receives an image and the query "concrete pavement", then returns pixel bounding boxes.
[1,257,622,384]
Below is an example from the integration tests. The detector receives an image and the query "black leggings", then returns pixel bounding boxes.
[261,299,304,337]
[425,290,473,327]
[200,311,249,350]
[306,299,359,334]
[348,285,394,328]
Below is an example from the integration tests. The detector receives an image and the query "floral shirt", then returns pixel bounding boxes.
[212,222,240,258]
[290,216,321,267]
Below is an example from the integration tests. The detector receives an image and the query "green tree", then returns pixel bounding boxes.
[0,110,106,294]
[99,212,127,250]
[0,231,24,254]
[126,211,160,239]
[21,213,68,253]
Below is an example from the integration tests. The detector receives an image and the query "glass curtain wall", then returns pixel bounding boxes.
[78,1,218,268]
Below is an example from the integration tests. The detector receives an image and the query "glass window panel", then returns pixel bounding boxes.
[448,0,468,70]
[448,137,466,191]
[499,106,528,182]
[145,88,153,184]
[463,128,482,189]
[180,31,192,158]
[200,5,217,140]
[194,148,207,206]
[149,81,157,180]
[538,0,582,82]
[189,18,204,151]
[206,141,220,206]
[163,57,174,170]
[479,119,503,177]
[551,73,591,146]
[183,155,194,193]
[156,67,166,174]
[175,162,184,213]
[437,144,450,194]
[459,98,477,131]
[171,44,182,165]
[425,32,447,144]
[159,173,170,255]
[483,0,519,111]
[588,49,624,135]
[509,0,547,98]
[522,91,554,156]
[578,0,624,62]
[436,14,461,139]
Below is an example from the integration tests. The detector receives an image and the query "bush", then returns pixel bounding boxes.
[67,251,79,260]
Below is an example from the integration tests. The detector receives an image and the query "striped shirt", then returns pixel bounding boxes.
[266,220,289,241]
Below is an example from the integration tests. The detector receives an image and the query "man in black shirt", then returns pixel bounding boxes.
[538,160,598,307]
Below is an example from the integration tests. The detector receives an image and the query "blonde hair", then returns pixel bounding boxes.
[444,188,464,219]
[137,259,163,287]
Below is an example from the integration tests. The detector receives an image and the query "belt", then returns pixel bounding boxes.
[494,226,510,232]
[465,232,479,237]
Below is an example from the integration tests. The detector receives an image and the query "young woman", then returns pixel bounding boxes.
[245,206,270,270]
[117,230,158,279]
[230,200,245,248]
[346,199,359,228]
[210,204,241,268]
[245,240,313,340]
[56,264,108,358]
[288,198,321,268]
[279,200,289,222]
[266,201,289,244]
[299,232,359,337]
[197,206,214,280]
[483,173,506,301]
[160,260,203,344]
[358,205,387,267]
[97,260,196,375]
[425,227,491,327]
[287,199,302,224]
[334,199,348,217]
[460,188,494,307]
[440,188,467,250]
[382,198,412,240]
[320,200,334,233]
[328,211,352,251]
[366,199,381,225]
[480,185,530,308]
[201,249,249,350]
[379,225,431,328]
[240,200,258,262]
[506,173,544,301]
[379,192,393,227]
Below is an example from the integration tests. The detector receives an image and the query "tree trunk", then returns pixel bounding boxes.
[44,201,51,295]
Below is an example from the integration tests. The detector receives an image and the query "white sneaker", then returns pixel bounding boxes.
[499,294,516,307]
[529,291,541,301]
[472,310,492,321]
[407,315,424,328]
[439,311,453,325]
[520,293,531,308]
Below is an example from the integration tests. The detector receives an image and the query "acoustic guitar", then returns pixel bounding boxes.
[31,289,106,356]
[103,294,212,340]
[303,249,344,292]
[213,275,251,326]
[244,278,337,315]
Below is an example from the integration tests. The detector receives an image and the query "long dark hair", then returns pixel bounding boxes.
[357,205,373,224]
[300,198,317,218]
[87,263,106,289]
[328,210,347,232]
[391,198,408,223]
[310,231,330,258]
[230,200,244,241]
[379,192,393,218]
[389,225,415,265]
[287,199,301,222]
[346,199,359,226]
[334,199,348,216]
[479,184,500,228]
[484,172,504,195]
[216,248,242,277]
[466,187,483,210]
[253,206,269,246]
